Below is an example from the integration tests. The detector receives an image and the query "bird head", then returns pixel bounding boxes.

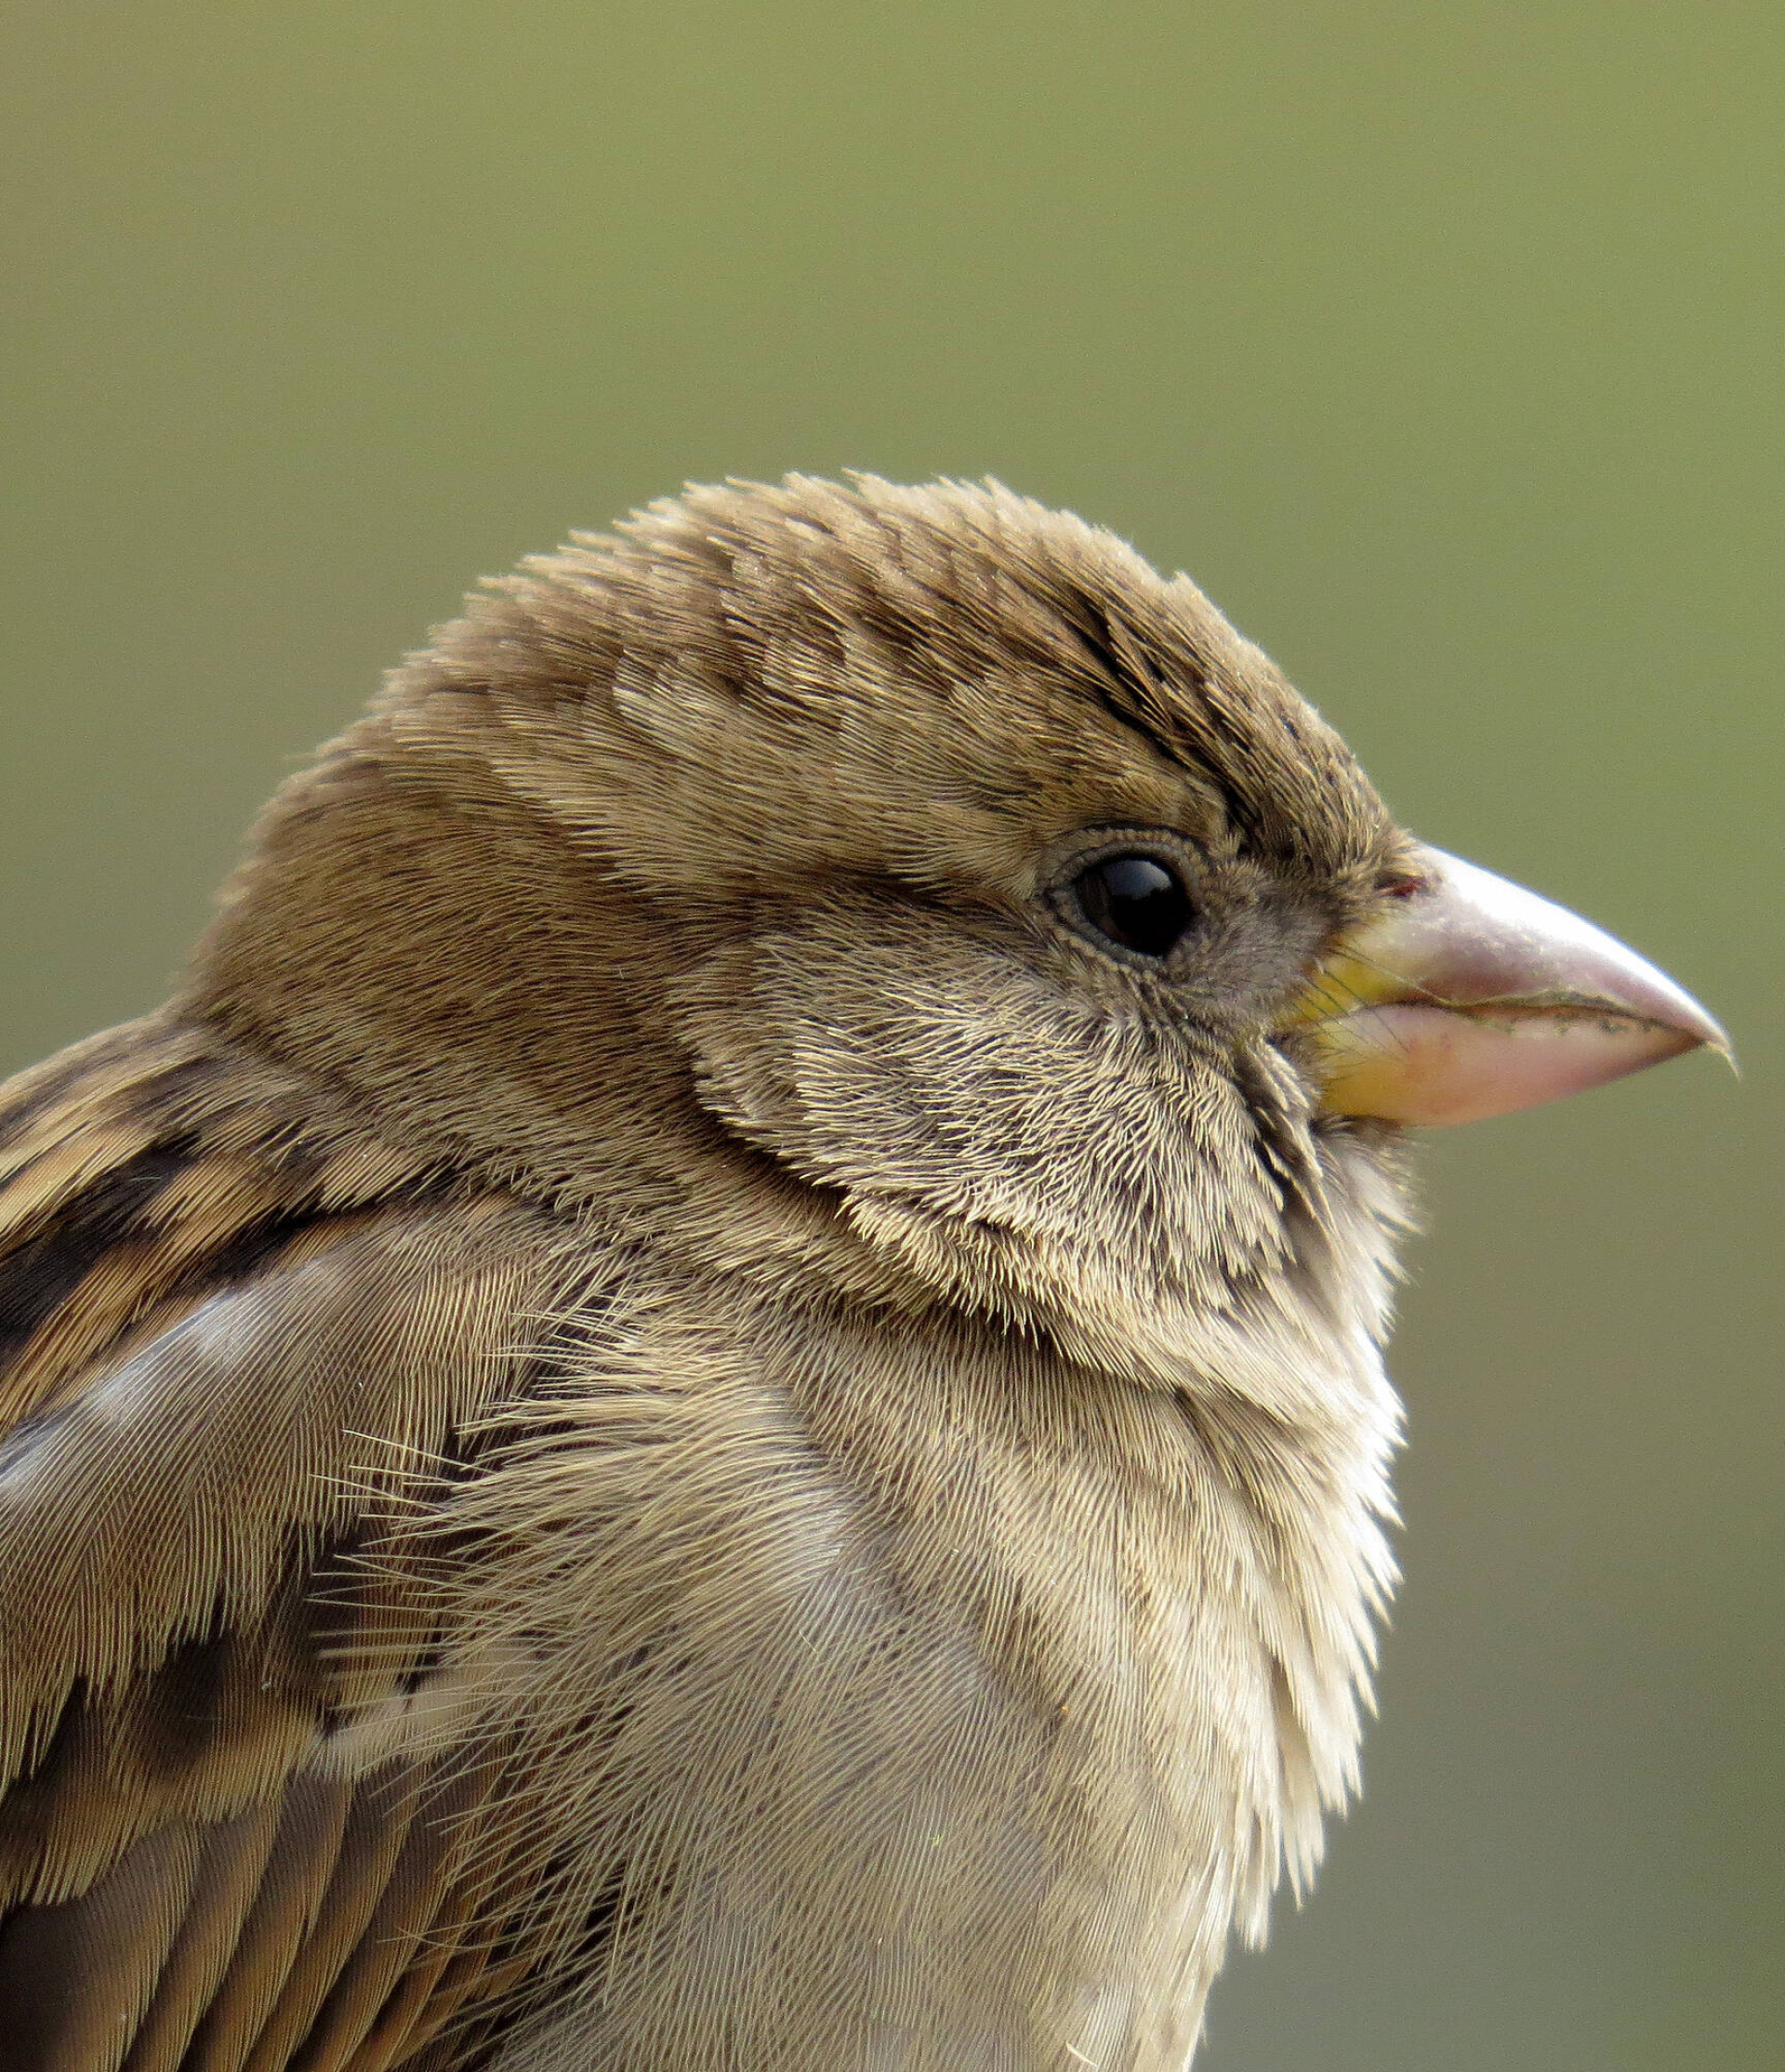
[191,474,1724,1398]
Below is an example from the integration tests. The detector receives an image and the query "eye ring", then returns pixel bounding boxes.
[1062,848,1198,961]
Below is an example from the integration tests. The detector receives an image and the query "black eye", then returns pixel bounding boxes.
[1072,852,1197,958]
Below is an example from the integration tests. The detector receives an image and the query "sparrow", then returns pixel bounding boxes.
[0,475,1724,2072]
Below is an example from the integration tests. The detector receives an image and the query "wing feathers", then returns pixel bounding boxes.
[182,1777,357,2071]
[0,1816,204,2072]
[0,1019,581,2065]
[238,1773,424,2072]
[121,1801,286,2072]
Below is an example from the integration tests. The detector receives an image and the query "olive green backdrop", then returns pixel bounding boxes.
[3,5,1778,2065]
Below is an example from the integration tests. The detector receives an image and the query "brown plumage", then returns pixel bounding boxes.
[0,476,1719,2070]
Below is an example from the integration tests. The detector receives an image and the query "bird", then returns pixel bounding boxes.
[0,474,1725,2072]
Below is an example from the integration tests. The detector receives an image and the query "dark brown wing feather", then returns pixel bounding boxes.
[0,1017,571,2069]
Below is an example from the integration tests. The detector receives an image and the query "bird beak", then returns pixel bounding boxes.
[1283,845,1731,1127]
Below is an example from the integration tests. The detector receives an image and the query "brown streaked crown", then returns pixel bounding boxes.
[371,473,1400,912]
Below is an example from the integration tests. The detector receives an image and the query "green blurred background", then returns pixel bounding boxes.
[3,4,1778,2065]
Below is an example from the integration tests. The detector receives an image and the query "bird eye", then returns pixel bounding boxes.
[1071,852,1197,959]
